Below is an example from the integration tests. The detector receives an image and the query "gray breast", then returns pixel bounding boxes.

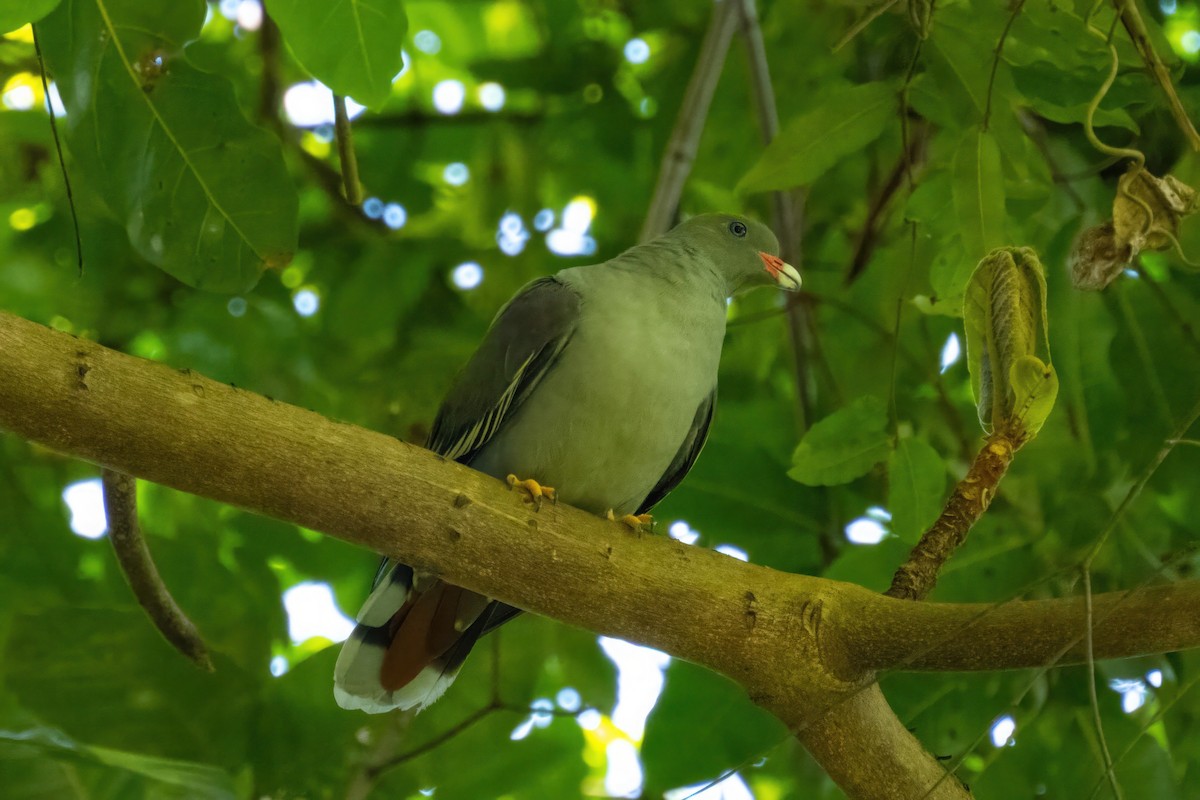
[470,270,724,516]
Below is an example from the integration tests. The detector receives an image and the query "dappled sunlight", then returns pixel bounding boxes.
[282,582,354,644]
[62,479,107,540]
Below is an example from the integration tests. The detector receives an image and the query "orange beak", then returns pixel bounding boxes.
[759,252,801,291]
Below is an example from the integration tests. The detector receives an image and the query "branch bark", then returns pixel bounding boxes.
[3,310,1199,798]
[100,468,214,671]
[639,0,739,242]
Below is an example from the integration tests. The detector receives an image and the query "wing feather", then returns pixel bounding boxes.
[427,276,580,464]
[637,389,716,515]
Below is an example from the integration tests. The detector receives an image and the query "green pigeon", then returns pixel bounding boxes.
[334,213,800,713]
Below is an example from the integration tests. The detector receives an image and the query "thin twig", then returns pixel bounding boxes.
[982,0,1025,131]
[367,703,498,777]
[1017,109,1087,213]
[257,11,282,125]
[344,713,412,800]
[900,40,924,191]
[1082,394,1200,564]
[1087,668,1200,798]
[845,125,928,285]
[833,0,902,52]
[735,0,816,429]
[367,698,596,779]
[640,0,739,241]
[32,25,83,277]
[1114,0,1200,151]
[353,110,542,128]
[1134,265,1200,358]
[887,223,917,438]
[1083,568,1124,800]
[912,535,1200,800]
[333,94,363,205]
[100,469,213,671]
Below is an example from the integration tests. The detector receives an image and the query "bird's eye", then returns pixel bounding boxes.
[729,221,748,238]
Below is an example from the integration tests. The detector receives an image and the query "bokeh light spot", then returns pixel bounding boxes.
[452,262,484,290]
[433,79,465,114]
[479,82,506,111]
[293,288,320,317]
[624,37,650,64]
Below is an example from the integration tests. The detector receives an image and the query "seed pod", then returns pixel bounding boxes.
[1112,167,1198,257]
[1069,221,1131,291]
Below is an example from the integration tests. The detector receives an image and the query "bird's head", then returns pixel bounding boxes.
[667,213,801,296]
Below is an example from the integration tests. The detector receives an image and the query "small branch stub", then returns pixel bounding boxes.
[885,432,1015,600]
[888,247,1056,600]
[101,468,214,671]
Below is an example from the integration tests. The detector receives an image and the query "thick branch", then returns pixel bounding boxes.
[791,684,966,800]
[842,581,1200,671]
[3,310,1200,798]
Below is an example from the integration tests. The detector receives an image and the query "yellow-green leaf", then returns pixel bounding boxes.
[267,0,408,110]
[1009,355,1058,438]
[738,82,895,194]
[887,438,946,544]
[953,127,1005,260]
[788,396,891,486]
[39,0,298,292]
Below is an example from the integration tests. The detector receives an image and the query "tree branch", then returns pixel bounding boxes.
[734,0,816,430]
[886,432,1017,600]
[843,579,1200,671]
[3,310,1199,798]
[640,0,739,242]
[1114,0,1200,152]
[100,468,214,671]
[333,94,363,205]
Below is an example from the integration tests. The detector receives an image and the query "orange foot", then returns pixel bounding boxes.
[506,474,557,510]
[607,509,654,532]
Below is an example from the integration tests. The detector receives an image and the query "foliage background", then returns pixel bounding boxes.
[1,0,1200,797]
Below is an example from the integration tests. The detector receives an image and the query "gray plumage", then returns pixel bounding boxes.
[335,213,799,713]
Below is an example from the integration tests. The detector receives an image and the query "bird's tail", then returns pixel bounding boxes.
[334,560,498,713]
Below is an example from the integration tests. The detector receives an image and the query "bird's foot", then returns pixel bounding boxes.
[507,475,557,510]
[607,510,654,532]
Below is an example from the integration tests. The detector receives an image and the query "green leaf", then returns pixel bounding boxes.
[1009,355,1058,437]
[267,0,408,110]
[788,396,891,486]
[5,608,258,766]
[38,0,298,292]
[887,438,946,544]
[0,727,238,799]
[953,127,1005,261]
[641,660,786,795]
[1,0,60,31]
[737,82,895,194]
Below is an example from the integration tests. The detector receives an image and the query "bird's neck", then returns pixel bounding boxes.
[608,239,730,305]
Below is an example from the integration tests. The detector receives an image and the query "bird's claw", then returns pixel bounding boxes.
[507,474,556,510]
[606,510,654,532]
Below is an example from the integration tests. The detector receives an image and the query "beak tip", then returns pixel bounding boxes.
[760,253,801,292]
